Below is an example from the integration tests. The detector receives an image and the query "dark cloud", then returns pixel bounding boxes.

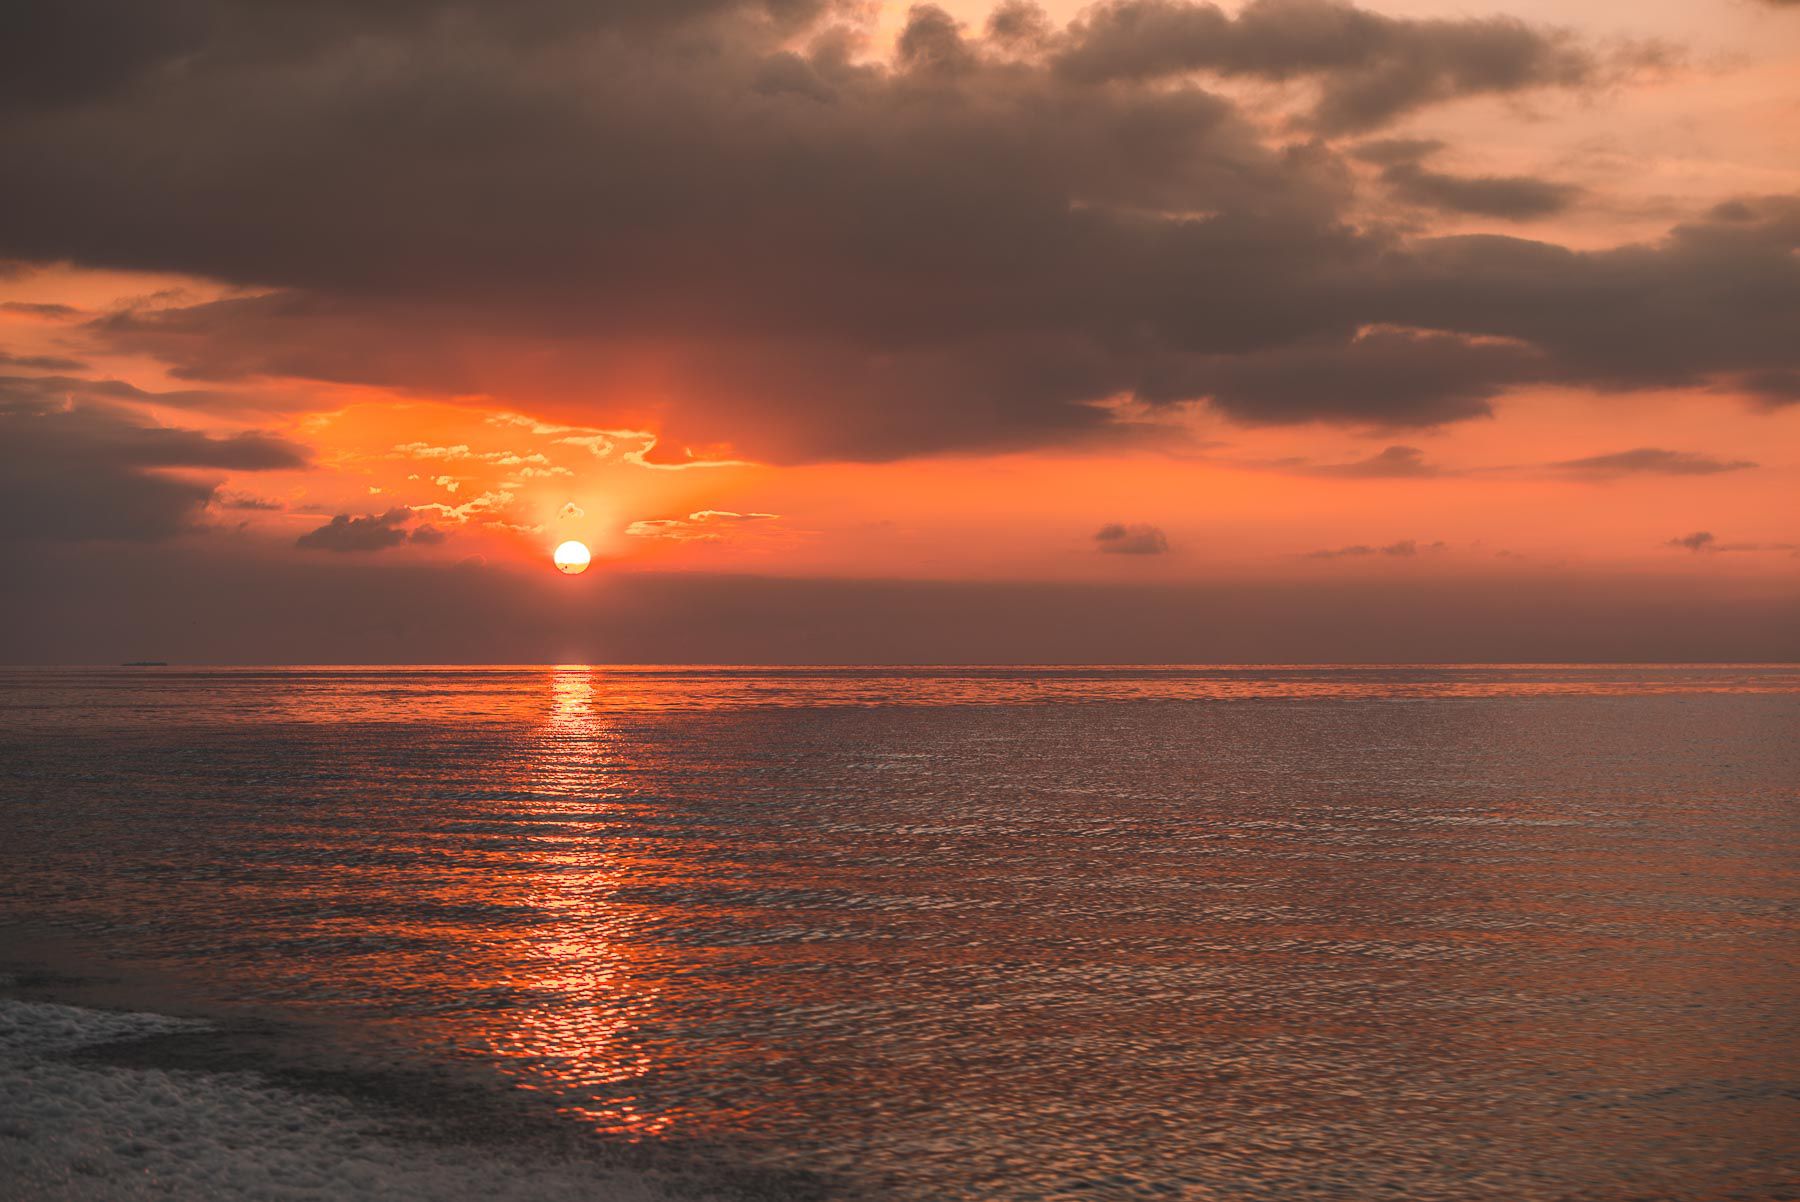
[1096,523,1171,554]
[1552,448,1757,477]
[1740,369,1800,406]
[1308,444,1444,477]
[214,491,284,511]
[1306,538,1444,558]
[0,0,827,112]
[1668,530,1715,552]
[1382,197,1800,403]
[295,508,429,553]
[897,4,980,74]
[1355,133,1578,220]
[0,369,269,418]
[987,1,1054,46]
[1665,530,1796,554]
[0,0,1787,461]
[0,301,82,319]
[1350,138,1446,166]
[0,349,88,371]
[0,389,308,543]
[0,376,305,469]
[0,0,212,111]
[1380,162,1579,220]
[1054,0,1604,133]
[1176,329,1541,426]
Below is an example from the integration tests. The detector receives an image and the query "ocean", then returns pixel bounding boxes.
[2,665,1797,1201]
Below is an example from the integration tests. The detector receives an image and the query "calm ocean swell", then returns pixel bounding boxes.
[2,666,1797,1200]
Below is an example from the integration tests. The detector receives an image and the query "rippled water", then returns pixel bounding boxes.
[2,666,1797,1200]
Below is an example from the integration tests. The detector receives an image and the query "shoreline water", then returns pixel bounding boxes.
[0,925,830,1202]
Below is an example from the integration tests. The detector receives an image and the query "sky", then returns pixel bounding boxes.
[2,0,1797,663]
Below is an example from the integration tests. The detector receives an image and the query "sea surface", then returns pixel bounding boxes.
[2,665,1797,1201]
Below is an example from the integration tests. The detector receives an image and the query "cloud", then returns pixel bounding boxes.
[0,0,1787,463]
[0,349,87,371]
[1176,329,1541,427]
[1668,530,1715,552]
[558,502,584,519]
[1307,538,1444,558]
[0,0,826,113]
[296,507,444,552]
[1380,162,1579,220]
[987,1,1054,46]
[1,301,82,318]
[1380,197,1800,406]
[1740,369,1800,405]
[555,435,614,457]
[626,509,781,541]
[1665,530,1796,554]
[0,389,308,543]
[213,491,284,511]
[0,368,276,421]
[1095,522,1171,554]
[1355,139,1580,219]
[1351,138,1447,166]
[1053,0,1607,133]
[1309,444,1445,478]
[1551,448,1757,477]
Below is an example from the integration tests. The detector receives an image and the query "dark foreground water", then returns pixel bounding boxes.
[2,665,1797,1201]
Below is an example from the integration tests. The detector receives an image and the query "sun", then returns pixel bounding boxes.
[552,540,591,575]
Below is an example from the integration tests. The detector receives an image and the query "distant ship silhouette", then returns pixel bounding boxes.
[121,661,168,667]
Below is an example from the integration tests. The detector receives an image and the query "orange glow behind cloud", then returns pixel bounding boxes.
[6,260,1794,588]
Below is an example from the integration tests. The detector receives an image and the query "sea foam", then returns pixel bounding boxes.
[0,995,666,1201]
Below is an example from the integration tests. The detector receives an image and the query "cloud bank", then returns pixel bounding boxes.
[0,0,1788,465]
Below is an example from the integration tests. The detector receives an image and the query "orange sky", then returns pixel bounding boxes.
[5,264,1795,584]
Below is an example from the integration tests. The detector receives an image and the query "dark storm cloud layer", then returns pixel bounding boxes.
[0,388,307,543]
[0,0,828,110]
[0,0,1792,462]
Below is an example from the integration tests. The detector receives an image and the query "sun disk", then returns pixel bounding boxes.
[552,540,591,575]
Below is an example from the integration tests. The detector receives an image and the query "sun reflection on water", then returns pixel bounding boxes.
[477,666,677,1139]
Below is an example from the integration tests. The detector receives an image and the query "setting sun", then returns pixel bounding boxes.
[552,540,591,575]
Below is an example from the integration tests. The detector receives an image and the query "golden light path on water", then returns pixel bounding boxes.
[494,668,673,1139]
